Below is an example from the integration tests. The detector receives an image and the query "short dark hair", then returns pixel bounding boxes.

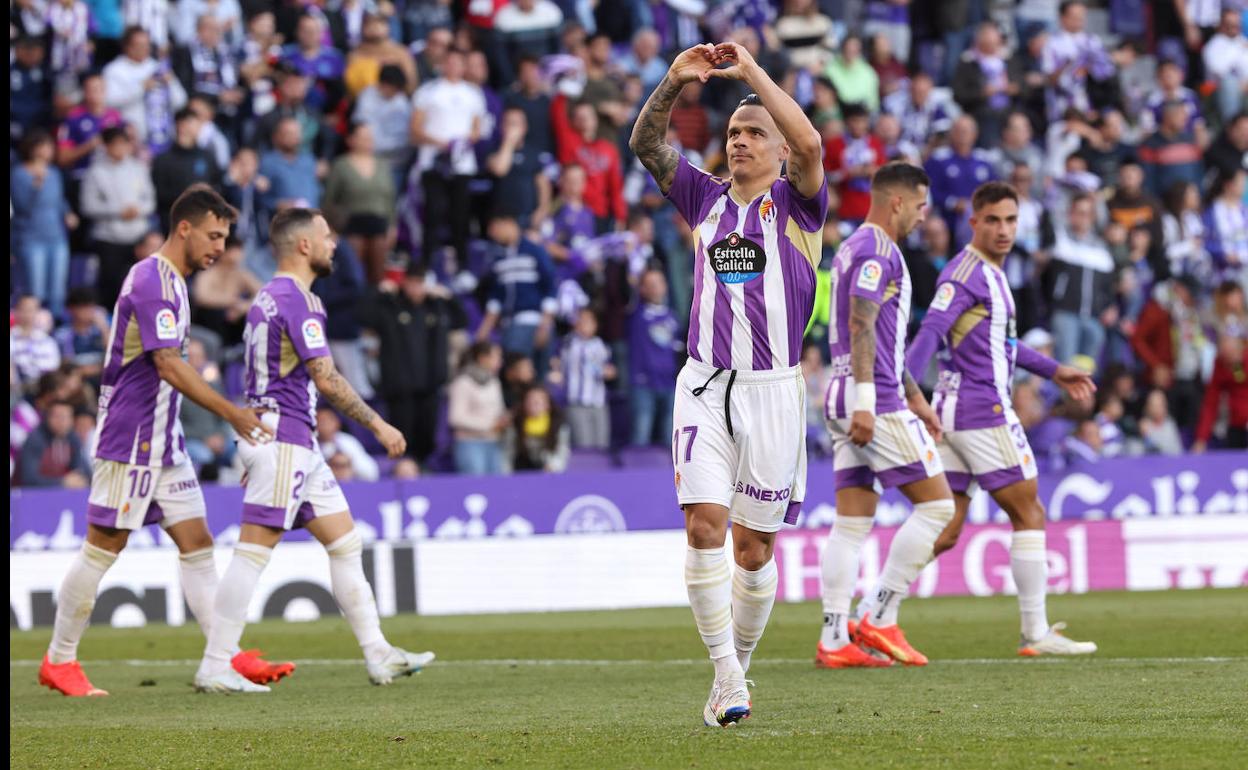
[842,102,869,120]
[735,93,763,111]
[66,287,97,308]
[871,162,930,194]
[121,25,148,48]
[269,207,322,250]
[17,129,53,161]
[971,182,1019,212]
[378,63,406,88]
[1059,0,1085,16]
[168,184,238,231]
[174,106,198,124]
[100,126,129,145]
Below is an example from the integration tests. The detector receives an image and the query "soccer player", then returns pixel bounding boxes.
[193,208,434,693]
[815,162,954,669]
[39,185,287,697]
[630,42,827,726]
[858,181,1098,656]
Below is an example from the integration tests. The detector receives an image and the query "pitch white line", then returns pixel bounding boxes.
[8,656,1243,668]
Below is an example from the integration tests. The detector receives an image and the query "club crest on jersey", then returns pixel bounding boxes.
[759,197,775,224]
[155,308,178,340]
[710,232,766,284]
[302,318,326,348]
[857,260,883,291]
[931,283,956,311]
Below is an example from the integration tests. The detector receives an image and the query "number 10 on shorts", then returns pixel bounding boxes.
[673,426,698,464]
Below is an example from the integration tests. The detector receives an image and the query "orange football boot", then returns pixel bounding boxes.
[815,642,895,669]
[855,617,929,666]
[38,655,108,696]
[232,649,296,685]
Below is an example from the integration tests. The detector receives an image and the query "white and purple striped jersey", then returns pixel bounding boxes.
[94,255,190,467]
[825,223,912,419]
[243,274,331,449]
[562,333,611,408]
[665,155,827,371]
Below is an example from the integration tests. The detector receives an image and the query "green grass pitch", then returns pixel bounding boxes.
[10,589,1248,769]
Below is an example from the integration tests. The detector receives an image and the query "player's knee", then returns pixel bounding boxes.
[325,528,363,559]
[734,541,772,572]
[914,498,956,526]
[684,508,726,548]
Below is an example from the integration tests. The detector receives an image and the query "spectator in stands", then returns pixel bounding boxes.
[55,72,123,203]
[477,214,558,369]
[668,81,711,158]
[884,70,954,152]
[17,400,90,488]
[1203,169,1248,283]
[1107,160,1165,275]
[496,0,563,74]
[1078,109,1134,186]
[1203,8,1248,122]
[186,94,233,173]
[774,0,835,73]
[628,268,679,447]
[352,64,414,178]
[551,92,627,233]
[504,384,570,473]
[1205,112,1248,181]
[868,33,907,105]
[11,130,75,320]
[221,146,270,276]
[1093,391,1126,458]
[413,26,453,84]
[11,36,53,146]
[252,62,328,162]
[411,48,485,264]
[825,34,879,115]
[327,451,356,483]
[1061,418,1104,467]
[558,307,614,449]
[1139,100,1203,199]
[357,264,466,463]
[103,26,187,148]
[53,288,108,384]
[190,237,260,345]
[1138,388,1185,455]
[323,122,397,285]
[10,295,62,394]
[172,14,244,136]
[543,163,596,267]
[486,106,553,229]
[1144,59,1207,146]
[872,111,919,165]
[501,352,537,409]
[180,337,234,481]
[259,116,322,212]
[925,115,996,244]
[171,0,242,48]
[313,240,374,400]
[1131,274,1210,432]
[1161,180,1210,281]
[152,107,222,231]
[316,405,379,482]
[1048,193,1118,365]
[1041,0,1114,122]
[504,55,554,156]
[393,457,421,479]
[988,112,1044,193]
[1211,280,1247,340]
[447,340,508,475]
[279,12,346,113]
[1194,331,1248,452]
[344,13,417,97]
[824,103,885,225]
[953,21,1020,147]
[620,28,666,93]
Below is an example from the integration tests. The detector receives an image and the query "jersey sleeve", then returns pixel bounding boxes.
[777,170,829,233]
[283,300,331,362]
[846,252,895,305]
[664,154,724,228]
[919,278,978,339]
[131,264,183,352]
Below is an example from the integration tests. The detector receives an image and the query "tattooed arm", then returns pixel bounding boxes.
[152,348,272,445]
[307,356,407,457]
[629,45,719,193]
[848,296,880,446]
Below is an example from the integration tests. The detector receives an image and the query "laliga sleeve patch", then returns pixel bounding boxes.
[302,318,326,349]
[856,259,884,292]
[154,308,178,340]
[931,283,957,311]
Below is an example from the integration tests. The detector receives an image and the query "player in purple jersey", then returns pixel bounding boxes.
[39,186,288,698]
[861,182,1098,656]
[631,41,826,726]
[194,208,433,693]
[816,163,955,669]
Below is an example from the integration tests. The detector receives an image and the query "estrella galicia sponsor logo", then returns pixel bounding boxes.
[710,232,766,284]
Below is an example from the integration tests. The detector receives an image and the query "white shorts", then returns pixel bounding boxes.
[827,408,944,493]
[86,457,206,530]
[939,414,1038,497]
[238,427,348,531]
[672,358,807,534]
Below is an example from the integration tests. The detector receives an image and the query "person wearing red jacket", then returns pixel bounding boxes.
[1130,274,1210,431]
[551,92,626,232]
[823,102,884,224]
[1194,334,1248,452]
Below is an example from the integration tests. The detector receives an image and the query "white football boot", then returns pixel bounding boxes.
[194,668,272,693]
[702,675,752,727]
[367,647,436,685]
[1019,622,1098,656]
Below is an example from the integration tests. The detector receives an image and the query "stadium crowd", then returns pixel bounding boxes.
[9,0,1248,487]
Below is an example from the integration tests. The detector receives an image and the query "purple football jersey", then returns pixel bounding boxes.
[825,223,912,419]
[94,255,190,466]
[243,275,331,449]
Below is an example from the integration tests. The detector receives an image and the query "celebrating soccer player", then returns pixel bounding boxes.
[857,181,1098,656]
[630,42,826,726]
[815,162,956,669]
[39,185,287,697]
[193,208,433,693]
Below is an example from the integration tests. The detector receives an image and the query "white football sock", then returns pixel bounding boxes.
[685,546,741,677]
[48,542,117,664]
[874,499,955,625]
[732,558,777,673]
[819,515,873,648]
[178,547,219,639]
[199,542,271,678]
[1012,530,1050,642]
[326,530,392,665]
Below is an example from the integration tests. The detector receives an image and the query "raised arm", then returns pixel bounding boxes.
[629,44,720,194]
[710,42,824,198]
